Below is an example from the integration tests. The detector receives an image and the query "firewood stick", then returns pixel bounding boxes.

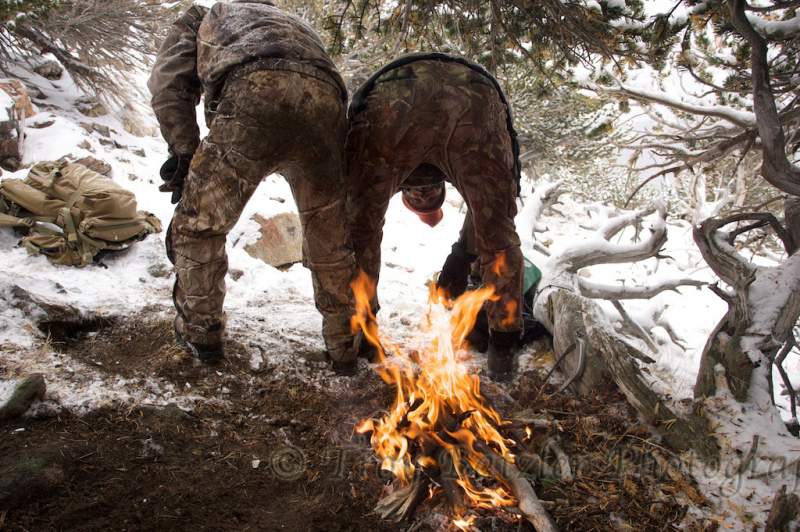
[374,470,430,523]
[436,449,467,515]
[475,442,559,532]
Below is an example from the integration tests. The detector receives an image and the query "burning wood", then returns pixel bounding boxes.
[350,272,558,530]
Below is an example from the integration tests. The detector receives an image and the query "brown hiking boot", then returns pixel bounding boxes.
[174,328,224,364]
[487,329,520,381]
[331,358,358,376]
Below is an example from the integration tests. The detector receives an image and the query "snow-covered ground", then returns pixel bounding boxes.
[1,56,799,529]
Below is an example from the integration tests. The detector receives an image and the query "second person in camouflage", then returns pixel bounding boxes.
[346,53,525,380]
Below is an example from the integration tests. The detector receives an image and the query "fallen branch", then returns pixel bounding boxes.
[578,278,705,300]
[765,485,800,532]
[611,300,659,356]
[475,442,559,532]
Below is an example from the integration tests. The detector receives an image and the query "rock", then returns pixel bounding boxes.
[0,79,33,170]
[33,59,63,80]
[73,156,112,176]
[0,374,46,423]
[147,262,172,279]
[229,269,244,281]
[79,121,110,138]
[0,450,65,508]
[0,79,34,118]
[77,140,92,151]
[30,119,55,129]
[75,96,107,117]
[132,147,146,158]
[8,284,100,338]
[244,213,303,268]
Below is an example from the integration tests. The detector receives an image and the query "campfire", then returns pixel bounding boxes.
[351,272,557,531]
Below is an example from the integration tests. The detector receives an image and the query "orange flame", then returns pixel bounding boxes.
[500,300,518,329]
[350,270,385,363]
[351,271,519,518]
[453,514,477,531]
[490,252,507,277]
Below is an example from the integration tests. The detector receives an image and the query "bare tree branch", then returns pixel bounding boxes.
[578,277,706,300]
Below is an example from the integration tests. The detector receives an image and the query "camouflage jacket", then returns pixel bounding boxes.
[148,0,346,156]
[349,52,522,195]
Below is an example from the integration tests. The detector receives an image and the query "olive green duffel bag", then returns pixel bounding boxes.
[0,160,161,266]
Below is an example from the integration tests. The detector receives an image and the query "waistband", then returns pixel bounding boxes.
[227,58,347,102]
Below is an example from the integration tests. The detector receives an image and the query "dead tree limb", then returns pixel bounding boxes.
[475,442,559,532]
[532,205,718,459]
[693,215,800,403]
[764,485,800,532]
[578,277,705,300]
[530,181,565,237]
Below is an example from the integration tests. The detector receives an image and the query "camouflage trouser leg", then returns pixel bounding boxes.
[170,69,356,358]
[169,135,260,346]
[284,156,357,362]
[448,86,523,333]
[345,120,399,315]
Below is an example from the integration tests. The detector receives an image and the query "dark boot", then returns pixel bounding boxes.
[355,330,382,361]
[487,329,520,381]
[331,358,358,376]
[175,327,224,364]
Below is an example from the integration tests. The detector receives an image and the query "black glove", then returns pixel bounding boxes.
[437,243,478,299]
[159,153,192,204]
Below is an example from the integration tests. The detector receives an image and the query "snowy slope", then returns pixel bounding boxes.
[0,53,798,529]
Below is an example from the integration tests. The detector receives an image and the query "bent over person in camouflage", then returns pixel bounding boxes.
[148,0,359,373]
[347,53,524,380]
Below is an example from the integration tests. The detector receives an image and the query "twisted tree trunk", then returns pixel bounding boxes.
[530,199,717,459]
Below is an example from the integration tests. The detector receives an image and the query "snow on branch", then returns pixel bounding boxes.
[529,180,565,237]
[578,277,705,300]
[557,204,667,272]
[599,205,654,239]
[593,81,756,129]
[745,11,800,39]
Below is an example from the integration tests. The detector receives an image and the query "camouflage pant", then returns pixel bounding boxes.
[346,61,523,332]
[169,69,358,361]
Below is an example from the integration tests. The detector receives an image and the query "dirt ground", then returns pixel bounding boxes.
[0,316,705,531]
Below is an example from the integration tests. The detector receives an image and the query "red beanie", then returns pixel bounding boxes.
[402,192,444,227]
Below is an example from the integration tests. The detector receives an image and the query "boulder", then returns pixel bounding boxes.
[75,96,107,117]
[0,79,34,118]
[0,79,34,170]
[7,284,103,339]
[79,121,110,138]
[245,212,304,268]
[33,59,63,80]
[0,374,46,423]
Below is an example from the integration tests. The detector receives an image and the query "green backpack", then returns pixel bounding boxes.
[0,160,162,266]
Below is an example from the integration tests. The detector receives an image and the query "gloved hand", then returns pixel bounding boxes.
[437,243,478,299]
[159,153,192,204]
